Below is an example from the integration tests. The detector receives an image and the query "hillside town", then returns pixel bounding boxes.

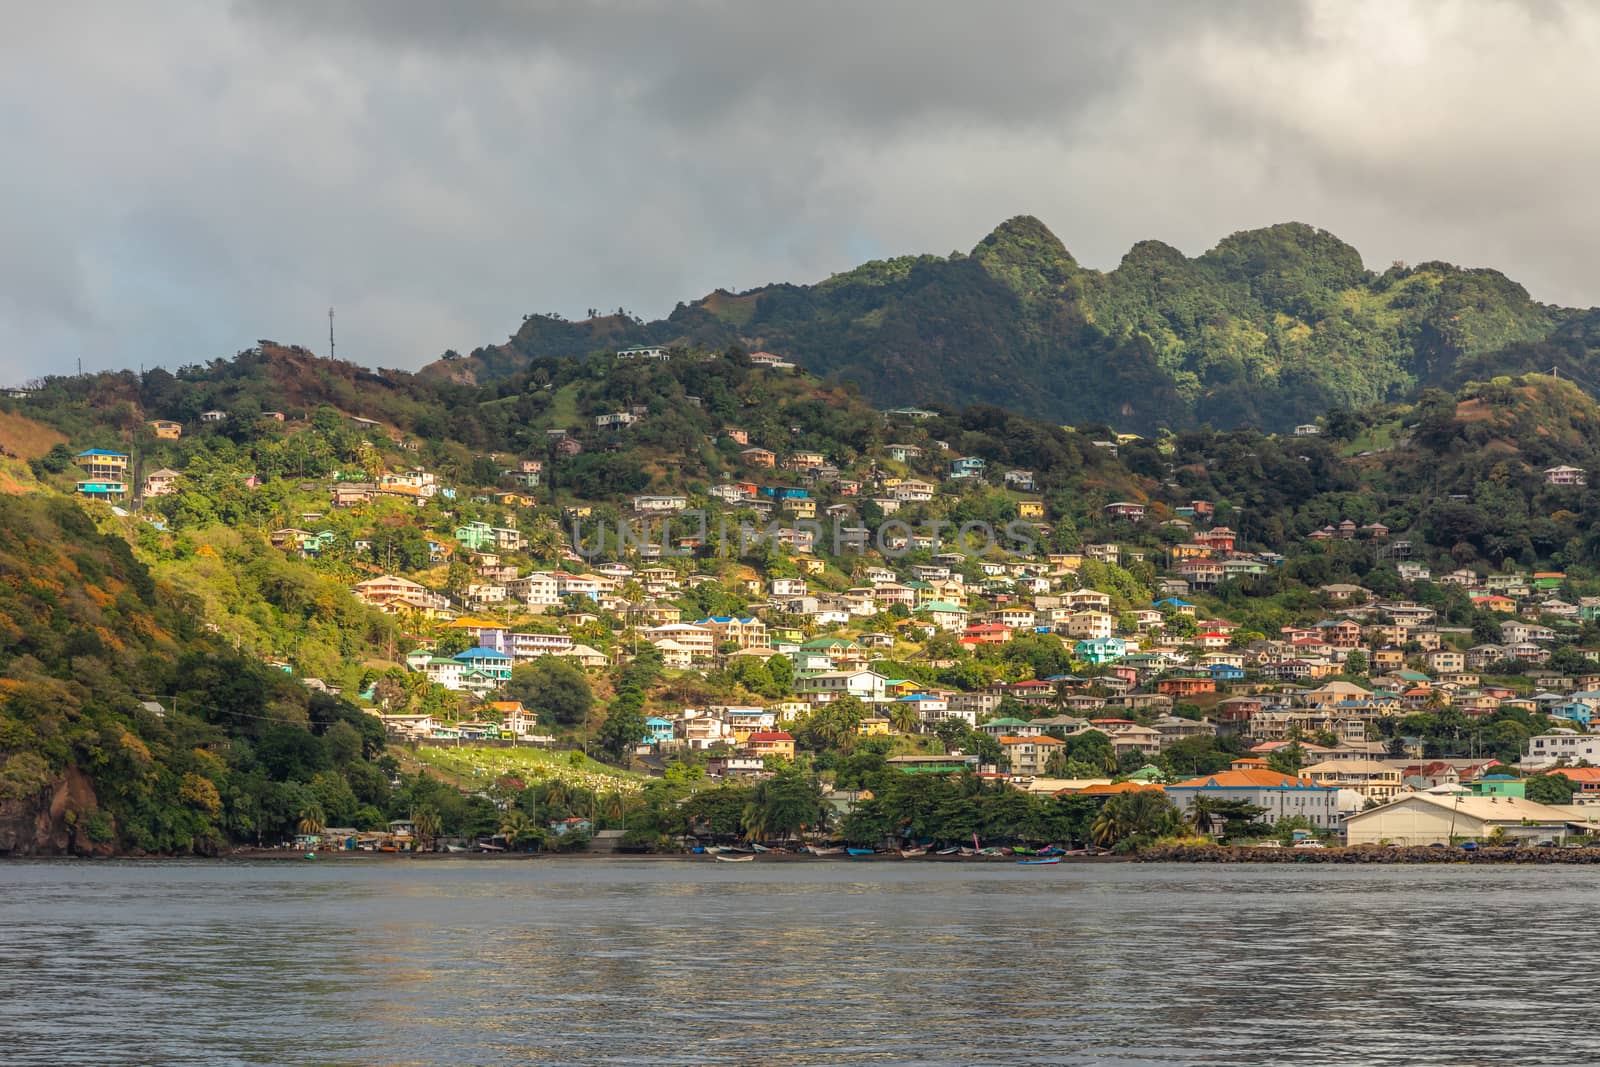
[43,370,1600,851]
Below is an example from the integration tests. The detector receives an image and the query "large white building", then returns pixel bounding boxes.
[1521,730,1600,770]
[1165,768,1341,831]
[1344,794,1577,846]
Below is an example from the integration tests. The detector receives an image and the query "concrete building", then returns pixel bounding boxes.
[1343,793,1578,846]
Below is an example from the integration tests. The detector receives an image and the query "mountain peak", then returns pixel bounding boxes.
[971,215,1077,294]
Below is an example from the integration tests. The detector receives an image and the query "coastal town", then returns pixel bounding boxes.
[35,351,1600,855]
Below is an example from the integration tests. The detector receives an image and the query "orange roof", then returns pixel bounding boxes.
[1231,757,1269,767]
[1077,781,1163,796]
[1172,769,1322,790]
[1553,767,1600,783]
[998,735,1064,746]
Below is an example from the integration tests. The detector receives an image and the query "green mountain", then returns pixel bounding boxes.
[424,217,1589,432]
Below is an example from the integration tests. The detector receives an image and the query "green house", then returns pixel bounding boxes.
[1470,774,1526,799]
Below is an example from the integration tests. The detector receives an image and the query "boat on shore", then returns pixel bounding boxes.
[1017,856,1061,866]
[807,846,845,857]
[714,853,755,863]
[898,848,927,859]
[846,847,877,857]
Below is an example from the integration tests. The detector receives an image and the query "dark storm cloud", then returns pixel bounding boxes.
[0,1,1595,384]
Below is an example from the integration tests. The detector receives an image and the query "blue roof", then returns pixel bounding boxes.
[645,717,673,726]
[1153,597,1193,607]
[456,647,511,660]
[75,448,128,458]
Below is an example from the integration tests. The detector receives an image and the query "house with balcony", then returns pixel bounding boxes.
[1545,465,1587,486]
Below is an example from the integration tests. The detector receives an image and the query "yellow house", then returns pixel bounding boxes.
[798,557,826,575]
[1303,759,1403,802]
[148,420,183,440]
[1018,500,1045,519]
[858,716,891,737]
[784,498,817,519]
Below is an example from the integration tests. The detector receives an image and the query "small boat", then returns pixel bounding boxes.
[936,846,961,856]
[714,853,755,863]
[808,846,845,857]
[846,847,877,857]
[898,848,927,859]
[1017,856,1061,866]
[750,843,773,853]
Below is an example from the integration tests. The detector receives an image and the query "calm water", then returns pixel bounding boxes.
[0,858,1594,1066]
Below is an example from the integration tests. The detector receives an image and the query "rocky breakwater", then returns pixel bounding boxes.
[1139,843,1600,864]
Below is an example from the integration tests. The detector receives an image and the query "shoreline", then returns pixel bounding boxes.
[14,844,1600,864]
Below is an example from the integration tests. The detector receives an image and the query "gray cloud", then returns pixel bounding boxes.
[1,1,1596,384]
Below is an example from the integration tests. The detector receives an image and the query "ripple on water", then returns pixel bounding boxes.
[0,860,1596,1065]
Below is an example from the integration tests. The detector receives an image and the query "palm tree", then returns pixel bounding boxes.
[296,804,326,838]
[411,808,442,852]
[740,801,771,843]
[1090,806,1123,848]
[889,701,920,735]
[541,777,572,813]
[499,810,538,851]
[599,791,627,824]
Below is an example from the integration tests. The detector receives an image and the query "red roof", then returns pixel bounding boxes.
[746,731,793,743]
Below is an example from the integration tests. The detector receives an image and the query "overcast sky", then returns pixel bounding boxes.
[4,0,1599,383]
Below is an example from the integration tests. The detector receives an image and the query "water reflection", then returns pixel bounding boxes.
[0,860,1594,1065]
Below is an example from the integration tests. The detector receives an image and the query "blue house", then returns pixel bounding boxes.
[759,486,810,500]
[1208,663,1245,682]
[950,456,986,478]
[1074,637,1127,665]
[643,716,675,745]
[453,647,513,682]
[1553,701,1594,727]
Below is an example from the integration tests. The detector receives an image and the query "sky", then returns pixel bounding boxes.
[4,0,1600,384]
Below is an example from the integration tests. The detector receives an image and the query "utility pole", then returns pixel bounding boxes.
[329,307,336,361]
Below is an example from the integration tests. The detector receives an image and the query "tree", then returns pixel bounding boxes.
[1525,773,1576,805]
[498,810,543,851]
[1090,790,1179,848]
[505,658,595,727]
[741,765,825,842]
[411,808,442,852]
[597,699,648,762]
[765,654,794,694]
[888,701,921,735]
[1267,741,1305,776]
[1342,649,1368,677]
[296,803,326,837]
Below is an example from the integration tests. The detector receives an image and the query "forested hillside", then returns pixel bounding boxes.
[11,338,1600,855]
[424,217,1594,432]
[0,495,403,854]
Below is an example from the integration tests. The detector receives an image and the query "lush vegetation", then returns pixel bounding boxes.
[430,216,1596,432]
